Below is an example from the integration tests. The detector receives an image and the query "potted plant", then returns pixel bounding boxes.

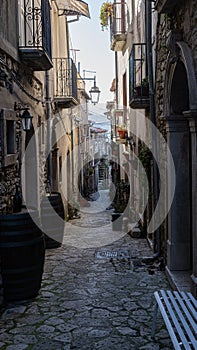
[100,2,113,30]
[135,77,149,97]
[117,127,128,139]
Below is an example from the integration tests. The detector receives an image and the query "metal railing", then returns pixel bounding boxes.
[53,58,78,101]
[129,43,149,100]
[19,0,52,58]
[110,1,127,39]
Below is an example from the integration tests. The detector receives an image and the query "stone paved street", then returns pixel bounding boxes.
[0,190,172,349]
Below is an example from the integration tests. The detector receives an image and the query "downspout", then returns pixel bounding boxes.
[66,14,75,194]
[146,0,161,257]
[45,70,52,190]
[115,52,118,106]
[71,114,75,193]
[115,51,118,141]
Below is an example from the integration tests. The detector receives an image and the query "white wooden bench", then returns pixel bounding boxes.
[151,290,197,349]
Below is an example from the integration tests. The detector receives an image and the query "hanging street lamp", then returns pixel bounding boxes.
[89,76,101,105]
[79,70,101,105]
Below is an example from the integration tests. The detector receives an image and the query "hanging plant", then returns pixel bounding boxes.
[99,2,113,31]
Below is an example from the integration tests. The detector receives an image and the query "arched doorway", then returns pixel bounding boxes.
[164,40,197,295]
[170,61,189,114]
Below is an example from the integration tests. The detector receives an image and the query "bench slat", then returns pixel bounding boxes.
[160,290,192,349]
[180,292,197,322]
[174,291,197,334]
[154,290,197,350]
[167,291,197,347]
[154,291,183,349]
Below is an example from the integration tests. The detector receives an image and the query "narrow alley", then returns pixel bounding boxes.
[0,188,172,350]
[0,1,197,349]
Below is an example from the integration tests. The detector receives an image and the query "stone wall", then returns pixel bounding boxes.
[0,51,47,214]
[155,0,197,261]
[155,0,197,120]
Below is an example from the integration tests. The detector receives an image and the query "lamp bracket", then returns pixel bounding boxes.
[14,102,30,112]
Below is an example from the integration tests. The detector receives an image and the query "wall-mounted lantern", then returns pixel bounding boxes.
[14,102,33,131]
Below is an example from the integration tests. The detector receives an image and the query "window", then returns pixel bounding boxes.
[0,109,18,167]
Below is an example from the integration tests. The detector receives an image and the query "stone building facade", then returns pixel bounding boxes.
[155,0,197,296]
[106,0,197,295]
[0,0,90,304]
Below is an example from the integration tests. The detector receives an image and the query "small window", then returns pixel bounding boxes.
[0,109,18,167]
[6,120,15,154]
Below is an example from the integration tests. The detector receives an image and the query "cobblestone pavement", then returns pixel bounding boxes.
[0,190,172,349]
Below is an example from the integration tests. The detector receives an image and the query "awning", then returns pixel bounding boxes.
[57,0,90,18]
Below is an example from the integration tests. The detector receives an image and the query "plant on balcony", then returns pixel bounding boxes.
[117,129,127,139]
[135,77,149,97]
[100,2,113,30]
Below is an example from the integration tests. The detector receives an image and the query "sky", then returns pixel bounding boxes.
[69,0,115,105]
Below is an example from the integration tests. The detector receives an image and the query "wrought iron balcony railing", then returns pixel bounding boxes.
[18,0,52,71]
[110,1,128,51]
[53,58,78,109]
[129,43,150,109]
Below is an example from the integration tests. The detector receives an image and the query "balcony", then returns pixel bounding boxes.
[53,58,78,109]
[129,44,150,109]
[110,2,127,51]
[18,0,52,71]
[155,0,180,14]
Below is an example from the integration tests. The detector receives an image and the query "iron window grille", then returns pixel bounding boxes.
[129,43,150,108]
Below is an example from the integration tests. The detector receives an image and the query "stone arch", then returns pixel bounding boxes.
[170,60,189,114]
[164,41,197,117]
[163,40,197,273]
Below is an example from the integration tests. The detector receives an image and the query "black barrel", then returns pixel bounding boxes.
[41,192,65,249]
[0,210,45,302]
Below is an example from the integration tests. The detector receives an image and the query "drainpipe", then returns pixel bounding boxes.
[71,115,75,193]
[146,0,161,257]
[45,70,52,190]
[115,52,118,106]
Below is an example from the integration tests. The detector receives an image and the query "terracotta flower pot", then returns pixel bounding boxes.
[118,129,127,139]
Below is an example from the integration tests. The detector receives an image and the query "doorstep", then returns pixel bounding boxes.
[165,266,192,293]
